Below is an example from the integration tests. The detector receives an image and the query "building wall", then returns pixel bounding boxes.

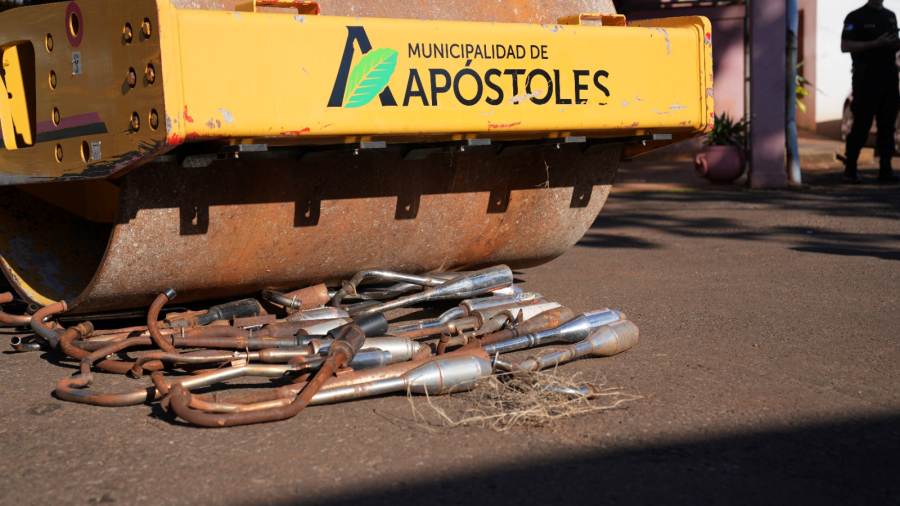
[798,0,818,131]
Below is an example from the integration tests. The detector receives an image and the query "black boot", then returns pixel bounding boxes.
[878,155,898,182]
[843,160,862,184]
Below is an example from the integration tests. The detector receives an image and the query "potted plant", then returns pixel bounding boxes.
[695,112,747,183]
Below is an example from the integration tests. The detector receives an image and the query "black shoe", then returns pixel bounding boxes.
[877,172,900,183]
[843,171,863,184]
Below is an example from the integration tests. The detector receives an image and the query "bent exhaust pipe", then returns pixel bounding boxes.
[386,290,542,338]
[311,354,493,405]
[181,348,489,414]
[332,270,451,305]
[29,300,67,348]
[507,320,640,372]
[352,265,513,317]
[482,308,624,355]
[436,302,565,354]
[0,292,32,327]
[478,306,576,346]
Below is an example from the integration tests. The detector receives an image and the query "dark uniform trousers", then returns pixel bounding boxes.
[846,70,899,174]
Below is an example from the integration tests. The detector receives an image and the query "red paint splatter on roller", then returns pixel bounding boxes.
[282,127,311,136]
[488,121,522,130]
[183,106,195,123]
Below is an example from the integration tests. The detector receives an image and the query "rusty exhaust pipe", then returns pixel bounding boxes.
[187,349,491,413]
[166,314,387,427]
[195,298,264,326]
[331,270,451,305]
[57,315,388,409]
[29,300,67,348]
[0,292,32,327]
[436,302,561,355]
[147,289,178,353]
[262,283,330,311]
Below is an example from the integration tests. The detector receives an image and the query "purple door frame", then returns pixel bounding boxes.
[617,1,788,188]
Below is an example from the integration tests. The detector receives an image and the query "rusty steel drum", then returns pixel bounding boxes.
[0,0,620,313]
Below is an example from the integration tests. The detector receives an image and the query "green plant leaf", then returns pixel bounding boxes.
[706,112,748,148]
[343,48,398,109]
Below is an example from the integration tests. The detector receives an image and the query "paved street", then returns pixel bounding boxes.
[2,159,899,505]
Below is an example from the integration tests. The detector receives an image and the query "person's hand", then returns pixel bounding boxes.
[873,31,900,49]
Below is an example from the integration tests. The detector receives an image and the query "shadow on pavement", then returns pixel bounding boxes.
[258,413,900,506]
[793,244,900,261]
[580,185,900,261]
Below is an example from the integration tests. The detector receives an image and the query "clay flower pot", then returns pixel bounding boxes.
[695,145,745,184]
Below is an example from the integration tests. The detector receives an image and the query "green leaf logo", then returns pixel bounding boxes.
[343,47,398,109]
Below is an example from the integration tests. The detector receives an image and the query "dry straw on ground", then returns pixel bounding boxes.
[408,369,641,432]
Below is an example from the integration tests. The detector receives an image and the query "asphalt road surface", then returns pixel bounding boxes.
[2,161,899,505]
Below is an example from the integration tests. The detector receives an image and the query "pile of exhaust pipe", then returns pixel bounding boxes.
[1,265,639,428]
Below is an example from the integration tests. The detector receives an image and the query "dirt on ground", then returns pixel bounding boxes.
[1,158,899,506]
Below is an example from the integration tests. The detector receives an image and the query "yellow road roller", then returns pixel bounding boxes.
[0,0,713,312]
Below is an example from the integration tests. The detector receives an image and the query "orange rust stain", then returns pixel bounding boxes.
[488,121,522,130]
[183,106,195,123]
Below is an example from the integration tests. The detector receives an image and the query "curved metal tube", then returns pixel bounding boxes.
[166,318,372,427]
[147,289,178,353]
[55,363,297,407]
[129,350,240,377]
[186,350,491,413]
[0,292,32,327]
[29,300,67,348]
[331,270,449,306]
[482,308,624,356]
[385,291,544,338]
[351,266,513,317]
[57,321,165,376]
[435,302,562,354]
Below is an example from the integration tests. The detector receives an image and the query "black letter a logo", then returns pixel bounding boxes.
[327,26,398,108]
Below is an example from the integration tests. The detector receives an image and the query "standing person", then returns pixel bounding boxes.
[842,0,900,183]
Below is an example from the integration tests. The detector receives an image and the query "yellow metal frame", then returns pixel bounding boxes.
[0,0,713,182]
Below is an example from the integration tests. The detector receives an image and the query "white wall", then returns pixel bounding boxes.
[816,0,900,123]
